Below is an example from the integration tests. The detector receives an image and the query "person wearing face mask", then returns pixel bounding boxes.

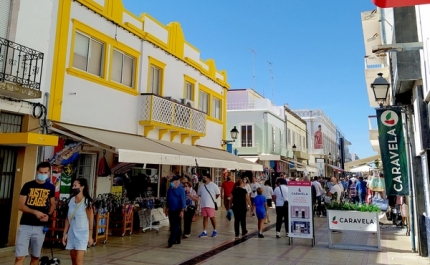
[183,182,198,238]
[15,162,56,265]
[164,175,186,247]
[62,178,94,265]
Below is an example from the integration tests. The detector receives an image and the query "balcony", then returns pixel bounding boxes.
[0,37,43,99]
[292,146,310,160]
[139,94,206,143]
[368,115,380,152]
[364,56,390,108]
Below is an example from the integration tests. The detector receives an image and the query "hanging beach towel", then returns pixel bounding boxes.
[98,150,111,177]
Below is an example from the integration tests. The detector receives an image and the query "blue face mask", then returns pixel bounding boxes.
[37,173,48,182]
[170,182,175,188]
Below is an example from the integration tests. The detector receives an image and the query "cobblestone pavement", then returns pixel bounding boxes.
[0,208,429,265]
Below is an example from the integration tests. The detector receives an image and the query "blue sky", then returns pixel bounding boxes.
[123,0,378,159]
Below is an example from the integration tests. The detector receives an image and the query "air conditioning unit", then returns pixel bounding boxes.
[181,98,195,108]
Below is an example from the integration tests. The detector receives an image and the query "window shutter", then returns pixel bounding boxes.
[0,0,11,39]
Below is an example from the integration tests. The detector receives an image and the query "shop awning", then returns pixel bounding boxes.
[150,139,238,169]
[344,154,380,170]
[51,123,193,165]
[199,147,263,171]
[259,154,281,161]
[326,164,345,172]
[287,160,319,173]
[241,156,259,163]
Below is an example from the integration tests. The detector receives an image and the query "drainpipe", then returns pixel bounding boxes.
[380,8,387,45]
[404,107,417,252]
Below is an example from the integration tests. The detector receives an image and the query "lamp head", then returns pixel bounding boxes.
[230,126,239,140]
[371,73,390,106]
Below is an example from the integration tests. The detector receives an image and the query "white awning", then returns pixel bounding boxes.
[199,147,263,171]
[259,154,281,161]
[241,156,259,163]
[345,154,380,170]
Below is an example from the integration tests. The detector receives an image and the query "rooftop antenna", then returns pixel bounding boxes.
[268,61,274,101]
[249,48,256,91]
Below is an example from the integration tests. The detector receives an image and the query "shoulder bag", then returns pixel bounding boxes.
[69,199,85,222]
[278,186,288,207]
[204,184,218,211]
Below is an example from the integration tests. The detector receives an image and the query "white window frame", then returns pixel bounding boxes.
[240,124,254,147]
[199,90,209,114]
[287,128,291,145]
[185,81,193,100]
[212,97,221,120]
[112,49,134,87]
[73,31,104,77]
[150,65,162,95]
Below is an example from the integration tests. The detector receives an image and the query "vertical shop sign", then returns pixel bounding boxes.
[287,181,313,239]
[376,108,409,195]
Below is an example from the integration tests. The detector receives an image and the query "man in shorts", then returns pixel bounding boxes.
[15,162,56,265]
[197,173,220,238]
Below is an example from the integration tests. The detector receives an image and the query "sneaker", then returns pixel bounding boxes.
[199,231,207,238]
[286,232,289,237]
[242,230,248,236]
[276,232,281,238]
[184,234,190,238]
[211,231,218,237]
[258,233,264,238]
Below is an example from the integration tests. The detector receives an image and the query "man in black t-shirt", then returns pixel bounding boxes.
[15,162,56,265]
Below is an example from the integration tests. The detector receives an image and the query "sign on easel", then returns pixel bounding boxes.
[287,181,314,245]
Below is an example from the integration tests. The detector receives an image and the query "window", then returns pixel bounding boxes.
[112,49,134,87]
[73,32,104,77]
[199,90,209,114]
[241,125,253,147]
[185,82,193,100]
[150,65,162,95]
[212,97,221,119]
[280,130,284,147]
[287,129,291,144]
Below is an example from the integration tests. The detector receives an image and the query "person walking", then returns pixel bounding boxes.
[198,173,220,238]
[273,178,288,238]
[62,178,94,265]
[254,188,268,238]
[312,177,324,217]
[349,178,358,203]
[357,176,367,204]
[230,179,251,239]
[164,175,186,247]
[183,181,198,238]
[327,177,342,203]
[221,175,234,211]
[262,180,273,223]
[15,162,56,265]
[250,176,261,217]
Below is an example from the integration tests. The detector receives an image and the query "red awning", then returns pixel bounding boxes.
[372,0,430,7]
[326,164,345,172]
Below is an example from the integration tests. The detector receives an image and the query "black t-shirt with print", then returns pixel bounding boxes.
[232,187,248,212]
[19,180,55,226]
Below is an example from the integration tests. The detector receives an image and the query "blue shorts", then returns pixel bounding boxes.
[256,210,266,220]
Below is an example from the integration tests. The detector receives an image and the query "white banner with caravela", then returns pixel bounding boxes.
[327,210,378,232]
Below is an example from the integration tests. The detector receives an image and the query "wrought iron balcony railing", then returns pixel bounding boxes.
[140,93,206,134]
[0,37,44,90]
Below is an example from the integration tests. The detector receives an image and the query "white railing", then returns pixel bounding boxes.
[140,94,206,134]
[364,57,388,70]
[227,99,284,118]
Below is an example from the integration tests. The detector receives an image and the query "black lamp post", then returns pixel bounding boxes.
[292,144,297,152]
[371,73,390,107]
[222,126,239,146]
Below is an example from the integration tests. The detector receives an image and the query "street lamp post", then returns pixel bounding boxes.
[221,126,239,146]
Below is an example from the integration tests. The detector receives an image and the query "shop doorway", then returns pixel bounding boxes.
[77,154,96,197]
[0,147,17,247]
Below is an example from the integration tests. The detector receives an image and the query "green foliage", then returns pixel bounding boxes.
[326,202,380,213]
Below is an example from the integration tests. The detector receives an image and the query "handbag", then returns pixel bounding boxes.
[204,184,218,211]
[278,186,288,207]
[69,198,85,222]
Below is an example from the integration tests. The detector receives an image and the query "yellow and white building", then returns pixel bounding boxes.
[1,0,261,247]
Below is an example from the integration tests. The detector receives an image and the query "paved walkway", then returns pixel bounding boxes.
[0,208,429,265]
